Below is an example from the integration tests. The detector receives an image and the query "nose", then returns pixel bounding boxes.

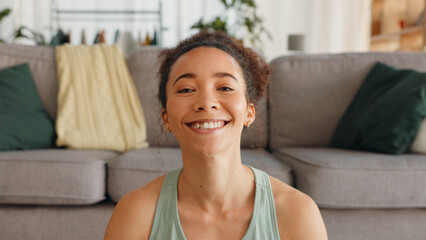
[193,91,219,112]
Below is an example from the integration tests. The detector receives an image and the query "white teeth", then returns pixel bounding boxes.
[189,121,226,129]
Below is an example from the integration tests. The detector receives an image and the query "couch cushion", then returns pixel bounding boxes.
[0,63,56,150]
[0,43,57,120]
[269,52,426,150]
[0,149,117,205]
[321,208,426,240]
[127,47,268,148]
[274,147,426,208]
[107,147,292,202]
[0,202,115,240]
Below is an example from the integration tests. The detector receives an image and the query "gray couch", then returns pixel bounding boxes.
[0,43,425,240]
[269,52,426,240]
[0,43,291,240]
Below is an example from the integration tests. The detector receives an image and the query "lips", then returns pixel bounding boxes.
[185,120,230,130]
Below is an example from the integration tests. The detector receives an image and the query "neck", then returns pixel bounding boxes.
[178,146,255,212]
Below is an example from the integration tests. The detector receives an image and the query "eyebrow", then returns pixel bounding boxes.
[213,72,238,82]
[173,72,238,86]
[173,73,196,86]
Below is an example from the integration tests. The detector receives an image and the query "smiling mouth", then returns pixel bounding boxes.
[185,120,230,130]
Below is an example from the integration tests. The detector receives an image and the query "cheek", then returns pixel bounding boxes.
[165,97,187,124]
[228,94,249,120]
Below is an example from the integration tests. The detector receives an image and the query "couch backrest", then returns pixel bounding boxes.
[0,43,57,120]
[127,47,269,148]
[0,43,268,148]
[269,52,426,150]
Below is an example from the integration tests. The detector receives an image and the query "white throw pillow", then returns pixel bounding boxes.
[410,118,426,154]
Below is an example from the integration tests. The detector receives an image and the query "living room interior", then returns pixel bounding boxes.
[1,0,426,239]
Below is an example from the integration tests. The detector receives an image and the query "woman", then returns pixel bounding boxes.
[105,31,328,240]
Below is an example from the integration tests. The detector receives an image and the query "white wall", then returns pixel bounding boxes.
[258,0,371,60]
[309,0,371,54]
[257,0,314,60]
[0,0,370,60]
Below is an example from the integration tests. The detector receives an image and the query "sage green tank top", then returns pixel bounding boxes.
[148,166,281,240]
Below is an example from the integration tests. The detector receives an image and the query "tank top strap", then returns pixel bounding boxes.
[163,167,182,187]
[244,166,281,240]
[149,168,186,240]
[248,165,271,187]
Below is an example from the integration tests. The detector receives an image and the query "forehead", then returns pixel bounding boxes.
[169,47,243,78]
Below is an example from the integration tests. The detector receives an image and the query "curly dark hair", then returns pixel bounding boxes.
[157,31,271,109]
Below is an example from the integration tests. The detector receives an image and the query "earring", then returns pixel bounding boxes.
[167,127,172,133]
[245,121,251,127]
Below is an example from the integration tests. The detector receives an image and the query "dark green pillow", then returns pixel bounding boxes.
[331,62,426,154]
[0,63,56,150]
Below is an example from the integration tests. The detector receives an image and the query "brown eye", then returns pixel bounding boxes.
[219,87,234,91]
[177,88,194,93]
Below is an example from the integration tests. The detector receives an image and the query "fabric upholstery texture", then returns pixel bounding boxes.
[0,63,56,150]
[55,44,148,152]
[0,149,117,205]
[274,147,426,208]
[269,52,426,149]
[321,208,426,240]
[107,147,292,202]
[0,43,57,119]
[0,202,114,240]
[331,62,426,154]
[127,47,269,148]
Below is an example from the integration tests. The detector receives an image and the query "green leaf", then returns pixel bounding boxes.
[14,26,46,45]
[240,0,255,7]
[220,0,229,8]
[0,8,11,22]
[211,17,228,32]
[191,18,207,29]
[221,0,237,8]
[244,17,253,32]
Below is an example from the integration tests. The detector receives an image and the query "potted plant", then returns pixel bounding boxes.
[0,8,47,45]
[0,8,11,42]
[191,0,271,52]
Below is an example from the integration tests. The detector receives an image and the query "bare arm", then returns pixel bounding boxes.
[270,177,328,240]
[104,175,165,240]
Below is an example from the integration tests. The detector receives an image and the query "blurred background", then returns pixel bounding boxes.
[0,0,422,60]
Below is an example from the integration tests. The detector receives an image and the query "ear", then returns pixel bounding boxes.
[245,103,255,127]
[161,109,171,132]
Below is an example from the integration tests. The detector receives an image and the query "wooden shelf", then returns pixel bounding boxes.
[371,25,422,41]
[370,0,426,52]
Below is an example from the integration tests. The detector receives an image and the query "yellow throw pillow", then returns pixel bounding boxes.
[55,44,148,152]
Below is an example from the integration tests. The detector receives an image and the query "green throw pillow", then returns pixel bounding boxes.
[0,63,56,150]
[331,62,426,154]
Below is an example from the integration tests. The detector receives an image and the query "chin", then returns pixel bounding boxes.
[187,139,241,159]
[193,144,224,158]
[177,139,223,157]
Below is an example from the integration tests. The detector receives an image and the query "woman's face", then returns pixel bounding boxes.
[162,47,255,157]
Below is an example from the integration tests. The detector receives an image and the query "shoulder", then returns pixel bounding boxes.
[104,174,166,240]
[269,176,328,240]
